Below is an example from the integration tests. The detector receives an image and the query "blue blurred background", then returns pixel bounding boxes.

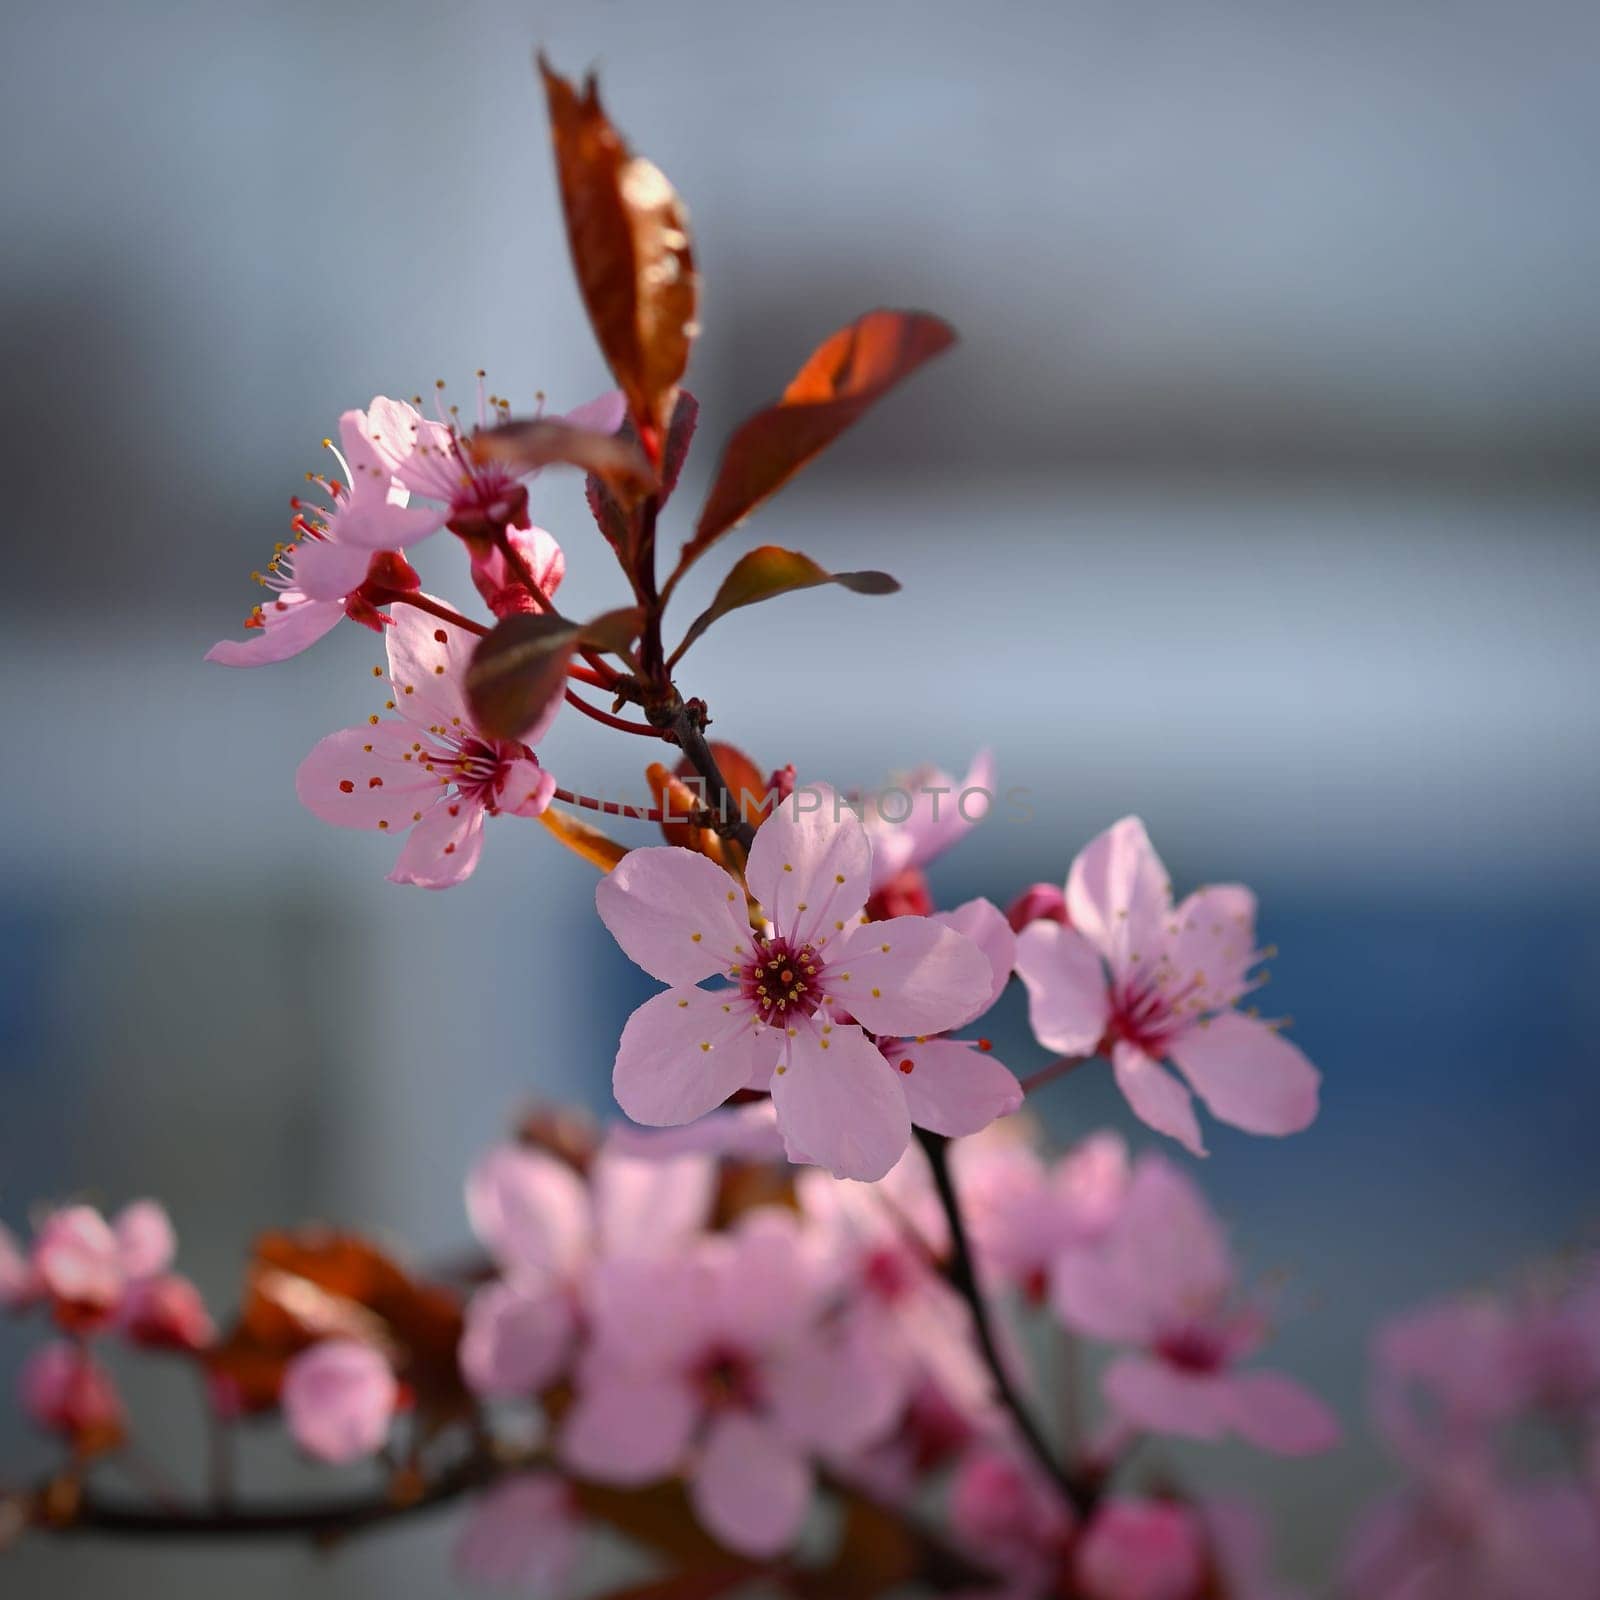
[2,0,1598,1592]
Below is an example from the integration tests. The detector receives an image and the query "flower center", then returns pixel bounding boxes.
[448,737,521,809]
[739,935,823,1024]
[693,1343,764,1411]
[1154,1324,1228,1374]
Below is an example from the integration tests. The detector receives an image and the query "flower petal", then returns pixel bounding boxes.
[590,1141,715,1257]
[1167,1011,1320,1136]
[385,601,476,733]
[112,1202,175,1280]
[613,988,769,1127]
[931,897,1015,1023]
[292,539,371,602]
[690,1411,812,1558]
[499,756,556,818]
[561,1369,698,1482]
[746,788,871,949]
[1112,1042,1206,1156]
[771,1021,910,1181]
[205,594,343,667]
[892,1038,1023,1138]
[596,846,751,985]
[387,798,486,888]
[1224,1370,1341,1455]
[1066,816,1171,970]
[460,1281,576,1398]
[1102,1355,1235,1440]
[465,1145,592,1278]
[559,389,628,434]
[453,1473,580,1592]
[767,1316,903,1455]
[281,1340,397,1465]
[831,916,991,1038]
[295,724,440,830]
[1015,922,1111,1055]
[1166,884,1258,1009]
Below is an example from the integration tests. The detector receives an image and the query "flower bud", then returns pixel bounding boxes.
[1005,882,1068,933]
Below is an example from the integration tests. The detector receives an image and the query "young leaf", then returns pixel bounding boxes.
[539,57,699,446]
[472,417,657,508]
[681,309,955,571]
[671,545,899,663]
[467,609,643,741]
[585,392,698,558]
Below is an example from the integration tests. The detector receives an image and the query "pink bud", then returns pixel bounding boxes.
[113,1200,177,1280]
[33,1207,124,1329]
[120,1273,214,1352]
[1074,1500,1207,1600]
[866,865,934,922]
[1005,882,1068,933]
[19,1341,126,1446]
[281,1340,398,1465]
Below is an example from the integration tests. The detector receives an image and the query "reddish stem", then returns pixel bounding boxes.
[563,690,668,738]
[553,788,666,823]
[383,591,489,637]
[1019,1055,1091,1096]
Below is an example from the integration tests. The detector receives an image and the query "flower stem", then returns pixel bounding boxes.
[1019,1054,1091,1096]
[552,788,666,823]
[563,691,669,738]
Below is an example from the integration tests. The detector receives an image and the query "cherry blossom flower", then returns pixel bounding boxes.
[1053,1155,1338,1456]
[206,416,433,667]
[1073,1499,1207,1600]
[863,749,996,890]
[561,1207,901,1557]
[955,1123,1129,1303]
[459,1136,712,1399]
[948,1444,1073,1599]
[469,524,566,619]
[596,791,994,1180]
[19,1342,125,1449]
[281,1339,399,1465]
[334,388,626,557]
[1014,816,1319,1155]
[296,605,556,889]
[1005,881,1068,933]
[454,1473,581,1592]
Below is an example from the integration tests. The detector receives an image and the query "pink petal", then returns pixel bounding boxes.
[33,1206,123,1315]
[1066,817,1172,971]
[584,1255,713,1371]
[1014,922,1110,1055]
[559,389,628,434]
[205,593,343,666]
[1167,1012,1320,1137]
[112,1201,176,1279]
[931,897,1016,1023]
[470,525,566,614]
[596,847,751,986]
[1050,1251,1161,1345]
[893,1038,1023,1138]
[281,1340,397,1465]
[1112,1042,1206,1156]
[385,601,477,734]
[591,1141,715,1257]
[460,1281,576,1398]
[1224,1370,1340,1455]
[690,1411,812,1557]
[20,1341,124,1438]
[1102,1355,1236,1440]
[453,1473,580,1591]
[465,1145,592,1278]
[118,1272,214,1352]
[745,788,871,949]
[613,987,772,1127]
[831,916,992,1038]
[296,723,441,830]
[867,749,996,888]
[705,1208,818,1348]
[334,497,446,551]
[771,1020,911,1182]
[1074,1499,1206,1600]
[353,397,424,477]
[499,757,556,818]
[292,538,371,602]
[560,1370,697,1482]
[767,1316,903,1455]
[1166,884,1258,1010]
[387,796,487,889]
[1103,1153,1233,1315]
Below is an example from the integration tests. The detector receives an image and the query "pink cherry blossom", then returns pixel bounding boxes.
[454,1473,581,1592]
[561,1207,901,1558]
[1073,1499,1207,1600]
[459,1138,712,1400]
[19,1341,125,1444]
[206,416,433,667]
[1053,1155,1338,1456]
[281,1339,399,1465]
[32,1206,126,1330]
[948,1445,1073,1598]
[955,1124,1129,1303]
[296,604,556,889]
[1015,816,1319,1155]
[119,1273,215,1352]
[1005,881,1069,933]
[596,791,994,1180]
[335,388,626,556]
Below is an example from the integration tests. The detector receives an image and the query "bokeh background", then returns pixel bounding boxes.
[3,0,1598,1592]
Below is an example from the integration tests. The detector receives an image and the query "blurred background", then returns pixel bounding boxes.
[2,0,1598,1592]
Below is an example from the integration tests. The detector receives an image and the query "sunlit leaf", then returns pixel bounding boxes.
[472,417,656,507]
[466,609,639,742]
[539,57,699,448]
[539,807,630,873]
[587,391,699,565]
[672,546,898,663]
[681,310,954,571]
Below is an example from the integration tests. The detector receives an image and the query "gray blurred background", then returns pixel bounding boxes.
[3,0,1598,1593]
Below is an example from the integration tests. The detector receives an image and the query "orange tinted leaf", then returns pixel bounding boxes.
[540,57,698,445]
[684,310,955,567]
[672,545,898,662]
[472,417,656,507]
[540,806,631,873]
